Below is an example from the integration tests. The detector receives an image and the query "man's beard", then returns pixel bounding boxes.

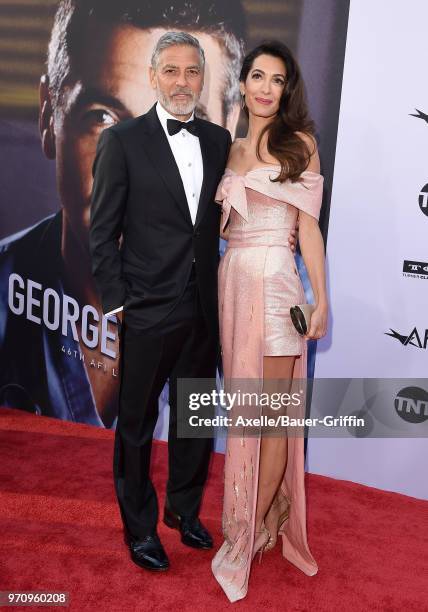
[157,86,199,116]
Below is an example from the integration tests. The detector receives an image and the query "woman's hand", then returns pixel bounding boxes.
[305,302,328,340]
[288,227,298,252]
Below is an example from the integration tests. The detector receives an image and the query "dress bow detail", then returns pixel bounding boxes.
[215,173,249,233]
[215,167,324,233]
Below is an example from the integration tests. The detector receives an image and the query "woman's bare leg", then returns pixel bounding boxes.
[254,355,295,540]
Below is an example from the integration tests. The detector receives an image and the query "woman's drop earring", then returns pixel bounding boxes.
[240,92,245,109]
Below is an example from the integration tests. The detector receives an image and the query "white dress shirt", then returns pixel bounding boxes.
[104,102,203,317]
[156,101,203,224]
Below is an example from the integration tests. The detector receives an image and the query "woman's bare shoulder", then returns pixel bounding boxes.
[228,138,245,165]
[231,137,245,150]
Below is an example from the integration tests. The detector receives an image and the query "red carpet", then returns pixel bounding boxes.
[0,408,427,611]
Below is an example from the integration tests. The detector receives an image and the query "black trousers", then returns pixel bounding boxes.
[114,265,218,539]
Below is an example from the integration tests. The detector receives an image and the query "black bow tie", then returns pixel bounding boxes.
[167,118,199,137]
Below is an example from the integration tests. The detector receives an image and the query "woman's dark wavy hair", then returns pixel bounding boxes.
[240,40,316,183]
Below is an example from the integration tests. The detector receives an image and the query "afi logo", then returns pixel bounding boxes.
[385,327,428,349]
[410,108,428,124]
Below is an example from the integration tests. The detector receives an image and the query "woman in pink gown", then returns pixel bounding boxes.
[211,42,328,602]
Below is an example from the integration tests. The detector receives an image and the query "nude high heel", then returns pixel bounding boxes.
[252,526,270,564]
[265,494,290,551]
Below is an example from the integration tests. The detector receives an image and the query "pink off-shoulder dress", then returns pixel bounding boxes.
[211,166,323,603]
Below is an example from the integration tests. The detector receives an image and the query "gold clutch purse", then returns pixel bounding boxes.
[290,304,314,336]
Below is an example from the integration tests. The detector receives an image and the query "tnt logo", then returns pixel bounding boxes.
[394,387,428,424]
[419,184,428,217]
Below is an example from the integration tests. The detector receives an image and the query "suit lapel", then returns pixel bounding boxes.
[195,120,219,228]
[139,105,192,226]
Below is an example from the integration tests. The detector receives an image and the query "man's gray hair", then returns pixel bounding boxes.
[151,31,205,71]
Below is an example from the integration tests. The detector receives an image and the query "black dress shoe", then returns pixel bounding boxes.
[128,533,170,571]
[163,507,213,549]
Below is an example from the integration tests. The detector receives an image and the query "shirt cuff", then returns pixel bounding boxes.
[104,306,124,317]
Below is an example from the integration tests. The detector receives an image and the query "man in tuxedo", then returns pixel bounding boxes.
[90,32,231,571]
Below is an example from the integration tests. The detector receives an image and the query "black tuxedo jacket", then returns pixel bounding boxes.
[89,104,231,331]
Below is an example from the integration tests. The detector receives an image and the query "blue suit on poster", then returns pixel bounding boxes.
[0,212,109,426]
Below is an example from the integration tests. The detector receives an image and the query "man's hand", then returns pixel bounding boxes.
[288,227,298,253]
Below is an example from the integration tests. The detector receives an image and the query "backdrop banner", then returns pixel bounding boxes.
[308,0,428,499]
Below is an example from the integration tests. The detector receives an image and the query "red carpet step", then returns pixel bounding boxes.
[0,408,427,611]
